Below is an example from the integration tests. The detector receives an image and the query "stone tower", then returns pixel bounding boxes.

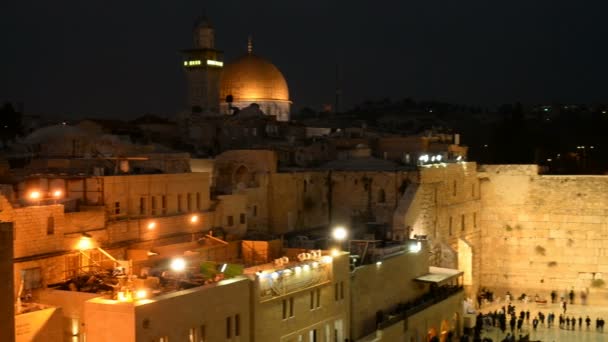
[182,16,224,113]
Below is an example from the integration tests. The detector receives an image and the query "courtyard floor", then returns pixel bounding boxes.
[477,301,608,342]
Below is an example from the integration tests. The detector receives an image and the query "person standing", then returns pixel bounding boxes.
[562,300,567,314]
[569,289,575,304]
[550,290,557,303]
[532,317,539,330]
[586,316,591,329]
[578,317,582,329]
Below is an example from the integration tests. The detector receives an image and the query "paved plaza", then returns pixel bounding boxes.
[477,300,608,342]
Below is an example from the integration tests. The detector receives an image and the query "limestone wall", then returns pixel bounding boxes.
[480,165,608,297]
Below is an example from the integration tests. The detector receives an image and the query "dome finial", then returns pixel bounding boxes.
[247,34,253,54]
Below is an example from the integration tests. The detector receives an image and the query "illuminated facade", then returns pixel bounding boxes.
[182,16,224,113]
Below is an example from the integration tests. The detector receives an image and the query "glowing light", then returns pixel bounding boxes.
[376,261,382,266]
[117,291,128,302]
[332,226,348,241]
[303,264,311,271]
[331,249,340,257]
[220,263,227,273]
[28,191,41,200]
[185,60,202,66]
[170,258,186,272]
[76,237,93,251]
[436,155,442,162]
[271,272,279,280]
[190,215,199,223]
[321,256,333,264]
[206,59,223,67]
[312,262,319,268]
[456,156,463,161]
[147,222,156,230]
[294,266,302,274]
[408,241,422,253]
[52,190,63,198]
[135,289,148,299]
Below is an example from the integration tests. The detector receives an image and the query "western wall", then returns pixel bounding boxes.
[477,164,608,300]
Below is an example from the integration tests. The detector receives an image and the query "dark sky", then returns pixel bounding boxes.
[2,1,607,119]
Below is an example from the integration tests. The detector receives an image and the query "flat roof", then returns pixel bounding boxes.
[414,266,463,284]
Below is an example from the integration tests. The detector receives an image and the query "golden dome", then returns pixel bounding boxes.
[219,54,290,103]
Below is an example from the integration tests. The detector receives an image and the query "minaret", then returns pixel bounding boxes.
[182,15,224,113]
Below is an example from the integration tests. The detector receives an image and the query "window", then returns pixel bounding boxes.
[21,268,42,289]
[473,212,478,228]
[378,189,386,203]
[461,214,465,232]
[151,196,157,216]
[227,216,234,226]
[235,314,240,337]
[200,325,206,342]
[226,316,231,339]
[253,205,257,217]
[114,201,121,215]
[189,328,196,342]
[289,297,294,317]
[334,283,339,301]
[240,213,246,224]
[282,299,287,319]
[309,329,317,342]
[340,281,344,300]
[304,180,307,193]
[177,194,183,213]
[187,193,192,211]
[449,216,453,236]
[159,337,169,342]
[46,216,54,235]
[453,180,457,196]
[472,183,475,197]
[139,197,146,215]
[316,288,321,308]
[196,192,201,210]
[310,291,315,310]
[65,254,80,278]
[161,195,167,215]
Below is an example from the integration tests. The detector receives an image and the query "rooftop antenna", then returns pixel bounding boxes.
[247,34,253,54]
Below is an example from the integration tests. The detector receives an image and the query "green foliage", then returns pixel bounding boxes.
[535,245,546,256]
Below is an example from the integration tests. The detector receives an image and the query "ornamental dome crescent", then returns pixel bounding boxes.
[219,54,290,103]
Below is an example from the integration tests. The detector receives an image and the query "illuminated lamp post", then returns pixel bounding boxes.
[52,189,63,204]
[27,190,41,206]
[170,258,187,290]
[332,226,348,251]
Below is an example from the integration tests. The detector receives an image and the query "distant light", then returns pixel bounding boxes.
[206,59,223,67]
[135,289,148,299]
[408,241,422,253]
[190,215,199,223]
[590,146,595,149]
[376,261,382,266]
[220,263,227,273]
[431,156,436,162]
[602,110,607,114]
[332,226,348,241]
[321,256,333,264]
[483,144,488,148]
[28,191,41,200]
[546,158,552,162]
[117,291,128,302]
[52,190,62,198]
[331,249,340,257]
[312,261,319,268]
[170,258,186,272]
[544,108,549,112]
[270,272,279,280]
[303,264,311,271]
[76,237,93,251]
[62,122,67,125]
[436,155,442,162]
[147,222,156,230]
[456,156,463,161]
[185,60,202,66]
[294,266,302,273]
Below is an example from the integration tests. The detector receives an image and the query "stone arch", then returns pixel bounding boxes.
[233,165,250,188]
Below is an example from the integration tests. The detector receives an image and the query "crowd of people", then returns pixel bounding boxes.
[469,291,607,342]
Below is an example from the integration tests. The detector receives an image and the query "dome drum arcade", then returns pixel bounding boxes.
[183,17,291,122]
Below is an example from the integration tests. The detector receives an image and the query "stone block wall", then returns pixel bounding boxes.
[479,165,608,298]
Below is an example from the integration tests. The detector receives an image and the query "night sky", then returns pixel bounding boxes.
[2,0,607,119]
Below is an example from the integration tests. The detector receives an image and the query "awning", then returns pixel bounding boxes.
[414,266,463,284]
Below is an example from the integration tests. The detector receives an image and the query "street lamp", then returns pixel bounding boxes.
[332,226,348,251]
[147,221,156,230]
[190,215,199,223]
[76,236,93,251]
[170,258,186,272]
